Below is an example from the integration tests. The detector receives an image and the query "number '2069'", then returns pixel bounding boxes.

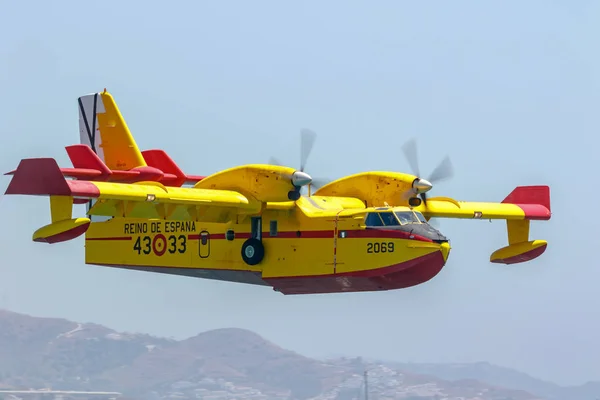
[367,242,394,253]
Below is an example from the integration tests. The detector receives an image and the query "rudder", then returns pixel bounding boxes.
[78,90,147,171]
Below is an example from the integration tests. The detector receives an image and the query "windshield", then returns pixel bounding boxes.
[413,211,428,223]
[365,210,427,227]
[365,212,400,227]
[394,211,420,224]
[379,212,400,226]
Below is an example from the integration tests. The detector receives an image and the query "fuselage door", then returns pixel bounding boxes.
[199,230,210,258]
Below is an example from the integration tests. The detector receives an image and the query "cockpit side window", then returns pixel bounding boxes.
[379,212,400,226]
[394,211,420,225]
[413,211,428,223]
[365,212,385,227]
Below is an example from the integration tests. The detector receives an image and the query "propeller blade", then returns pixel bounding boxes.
[427,155,454,183]
[400,188,415,201]
[267,156,294,181]
[401,138,420,177]
[269,128,324,194]
[268,156,283,166]
[300,128,317,172]
[310,177,330,190]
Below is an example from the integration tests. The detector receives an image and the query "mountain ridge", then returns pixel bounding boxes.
[0,308,593,399]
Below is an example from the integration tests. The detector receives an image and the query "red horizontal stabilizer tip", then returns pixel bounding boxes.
[142,149,187,187]
[65,144,111,177]
[502,185,551,220]
[5,158,71,196]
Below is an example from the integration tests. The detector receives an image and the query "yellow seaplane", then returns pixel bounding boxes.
[4,90,552,295]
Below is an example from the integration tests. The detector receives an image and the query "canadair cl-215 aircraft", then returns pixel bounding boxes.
[3,90,551,295]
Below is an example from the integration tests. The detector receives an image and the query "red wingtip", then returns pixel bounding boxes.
[5,158,71,196]
[502,185,551,220]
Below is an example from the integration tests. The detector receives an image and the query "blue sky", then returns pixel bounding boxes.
[1,0,598,387]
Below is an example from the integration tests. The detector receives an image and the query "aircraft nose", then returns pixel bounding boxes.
[439,241,451,262]
[291,171,312,187]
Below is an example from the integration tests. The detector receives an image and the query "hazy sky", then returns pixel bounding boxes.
[1,0,598,387]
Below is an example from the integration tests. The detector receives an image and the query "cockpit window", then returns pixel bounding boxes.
[365,212,385,227]
[365,210,427,227]
[394,211,420,225]
[379,212,400,226]
[413,211,428,223]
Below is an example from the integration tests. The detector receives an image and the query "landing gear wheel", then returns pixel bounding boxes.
[241,238,265,265]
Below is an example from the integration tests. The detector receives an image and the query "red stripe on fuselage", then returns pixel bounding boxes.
[187,229,431,241]
[86,236,132,241]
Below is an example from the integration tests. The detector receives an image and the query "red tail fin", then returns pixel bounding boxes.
[141,149,205,186]
[142,149,187,187]
[66,144,111,176]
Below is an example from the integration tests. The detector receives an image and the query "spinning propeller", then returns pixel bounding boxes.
[401,138,454,208]
[268,129,330,199]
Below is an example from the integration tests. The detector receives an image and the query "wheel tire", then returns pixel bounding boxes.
[241,238,265,265]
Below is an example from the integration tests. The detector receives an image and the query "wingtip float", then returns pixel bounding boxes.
[3,89,552,295]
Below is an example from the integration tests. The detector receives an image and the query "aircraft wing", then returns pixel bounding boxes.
[413,186,551,221]
[5,158,261,220]
[412,186,551,265]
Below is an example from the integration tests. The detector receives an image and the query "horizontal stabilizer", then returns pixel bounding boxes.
[65,144,112,178]
[141,149,204,186]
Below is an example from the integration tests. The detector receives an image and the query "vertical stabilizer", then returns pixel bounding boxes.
[77,90,147,171]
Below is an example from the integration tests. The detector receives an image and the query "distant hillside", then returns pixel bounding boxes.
[385,361,600,400]
[0,309,560,399]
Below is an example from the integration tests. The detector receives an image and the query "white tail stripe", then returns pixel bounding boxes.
[78,93,106,162]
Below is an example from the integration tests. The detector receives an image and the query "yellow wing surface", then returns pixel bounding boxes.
[4,157,305,243]
[412,186,551,264]
[316,170,551,265]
